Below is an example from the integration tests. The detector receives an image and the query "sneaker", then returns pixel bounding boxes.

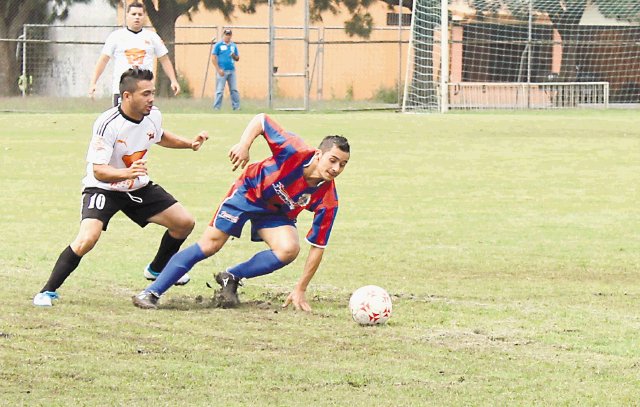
[214,271,242,308]
[144,264,191,286]
[33,291,59,307]
[132,290,160,309]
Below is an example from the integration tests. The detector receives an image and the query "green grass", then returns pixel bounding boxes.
[0,96,399,114]
[1,109,639,405]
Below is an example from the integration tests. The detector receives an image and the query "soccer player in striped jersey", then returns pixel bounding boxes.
[33,68,208,307]
[133,113,350,311]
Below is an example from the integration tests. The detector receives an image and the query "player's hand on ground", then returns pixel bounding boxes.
[191,131,209,151]
[228,143,250,171]
[171,81,181,96]
[128,159,148,178]
[282,289,312,312]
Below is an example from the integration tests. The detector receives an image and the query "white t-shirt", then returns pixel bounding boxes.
[84,106,164,191]
[102,28,168,94]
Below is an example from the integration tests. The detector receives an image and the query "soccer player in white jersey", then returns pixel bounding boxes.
[88,1,180,106]
[33,68,208,307]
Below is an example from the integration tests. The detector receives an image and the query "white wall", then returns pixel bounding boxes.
[42,0,117,97]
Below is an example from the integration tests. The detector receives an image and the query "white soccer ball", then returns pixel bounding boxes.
[349,285,392,325]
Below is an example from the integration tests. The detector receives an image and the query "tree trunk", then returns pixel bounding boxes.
[153,21,177,97]
[143,0,183,98]
[556,25,579,81]
[546,1,587,81]
[0,40,19,96]
[0,1,39,96]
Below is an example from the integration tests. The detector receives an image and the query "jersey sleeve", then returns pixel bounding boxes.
[149,107,164,144]
[262,114,310,162]
[86,114,117,164]
[101,31,117,57]
[305,184,339,248]
[150,31,169,58]
[213,42,221,56]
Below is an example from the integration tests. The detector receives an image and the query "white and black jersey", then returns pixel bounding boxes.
[83,106,163,192]
[102,28,169,94]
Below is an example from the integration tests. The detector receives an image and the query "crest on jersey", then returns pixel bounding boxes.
[296,193,311,207]
[124,48,146,65]
[147,131,154,140]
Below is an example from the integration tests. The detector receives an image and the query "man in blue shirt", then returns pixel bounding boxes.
[212,29,240,110]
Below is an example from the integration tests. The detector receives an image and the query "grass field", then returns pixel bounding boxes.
[1,108,639,405]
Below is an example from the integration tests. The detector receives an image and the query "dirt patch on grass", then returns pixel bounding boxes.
[423,328,533,351]
[159,289,283,312]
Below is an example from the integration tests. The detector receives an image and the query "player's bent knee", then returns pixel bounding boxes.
[172,214,195,238]
[274,244,300,264]
[197,238,225,257]
[181,216,196,234]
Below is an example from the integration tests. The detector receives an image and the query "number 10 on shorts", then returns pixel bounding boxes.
[87,193,106,210]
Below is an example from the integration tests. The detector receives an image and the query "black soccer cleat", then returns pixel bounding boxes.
[132,290,160,309]
[214,271,242,308]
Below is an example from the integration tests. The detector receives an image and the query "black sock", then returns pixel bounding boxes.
[149,231,186,273]
[40,246,82,293]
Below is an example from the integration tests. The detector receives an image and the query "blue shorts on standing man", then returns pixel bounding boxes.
[212,29,240,110]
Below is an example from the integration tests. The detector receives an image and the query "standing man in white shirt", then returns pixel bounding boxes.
[89,1,181,106]
[33,68,208,307]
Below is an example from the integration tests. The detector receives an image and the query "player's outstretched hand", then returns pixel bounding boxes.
[191,131,209,151]
[228,143,250,171]
[282,289,312,312]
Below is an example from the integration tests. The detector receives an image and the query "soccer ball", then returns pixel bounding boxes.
[349,285,392,325]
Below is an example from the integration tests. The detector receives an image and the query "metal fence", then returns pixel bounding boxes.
[18,23,410,110]
[447,82,609,109]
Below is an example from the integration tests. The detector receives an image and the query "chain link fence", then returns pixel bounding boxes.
[16,23,410,110]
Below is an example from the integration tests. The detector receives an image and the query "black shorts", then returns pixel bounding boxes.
[81,182,178,231]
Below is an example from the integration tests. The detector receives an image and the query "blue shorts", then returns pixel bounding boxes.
[212,190,296,242]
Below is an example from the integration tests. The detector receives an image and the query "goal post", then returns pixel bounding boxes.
[402,0,445,113]
[403,0,640,112]
[448,81,609,109]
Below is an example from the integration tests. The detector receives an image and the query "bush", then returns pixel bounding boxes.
[373,84,400,104]
[177,73,192,98]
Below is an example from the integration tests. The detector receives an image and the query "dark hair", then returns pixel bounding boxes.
[127,1,145,13]
[119,68,154,95]
[318,135,350,153]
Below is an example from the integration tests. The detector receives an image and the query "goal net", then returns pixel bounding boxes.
[403,0,640,112]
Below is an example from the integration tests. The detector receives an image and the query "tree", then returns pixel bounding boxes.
[0,0,90,96]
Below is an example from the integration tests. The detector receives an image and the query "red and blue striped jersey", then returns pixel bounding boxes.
[232,115,339,248]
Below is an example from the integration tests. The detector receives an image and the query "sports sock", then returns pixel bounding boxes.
[227,250,288,279]
[146,243,206,295]
[40,246,82,292]
[149,230,187,273]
